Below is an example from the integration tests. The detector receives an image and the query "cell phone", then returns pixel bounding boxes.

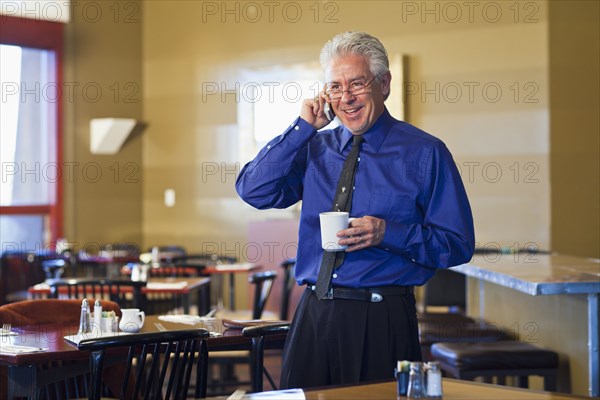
[324,102,335,121]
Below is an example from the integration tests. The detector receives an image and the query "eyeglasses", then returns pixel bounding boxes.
[325,76,377,100]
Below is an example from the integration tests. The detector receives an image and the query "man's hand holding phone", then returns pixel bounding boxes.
[300,86,334,130]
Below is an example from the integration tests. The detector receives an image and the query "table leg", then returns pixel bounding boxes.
[478,280,485,321]
[106,262,120,278]
[588,293,598,397]
[8,365,37,399]
[229,272,235,311]
[199,283,210,316]
[183,293,190,314]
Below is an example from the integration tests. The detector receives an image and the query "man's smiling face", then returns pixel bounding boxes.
[326,54,391,135]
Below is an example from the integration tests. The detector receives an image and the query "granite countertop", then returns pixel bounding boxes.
[452,253,600,295]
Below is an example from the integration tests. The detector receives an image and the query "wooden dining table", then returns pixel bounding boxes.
[74,252,141,278]
[301,379,588,400]
[0,315,287,399]
[202,263,259,311]
[119,262,261,311]
[27,276,212,316]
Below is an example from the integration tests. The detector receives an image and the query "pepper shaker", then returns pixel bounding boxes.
[407,361,426,399]
[395,360,410,397]
[78,298,91,334]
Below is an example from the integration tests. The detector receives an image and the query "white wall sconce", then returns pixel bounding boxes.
[90,118,137,155]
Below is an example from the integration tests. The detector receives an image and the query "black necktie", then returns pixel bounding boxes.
[315,135,364,299]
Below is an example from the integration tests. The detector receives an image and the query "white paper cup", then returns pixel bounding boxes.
[320,211,350,252]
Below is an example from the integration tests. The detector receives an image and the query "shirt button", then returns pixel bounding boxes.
[332,273,338,279]
[358,157,361,162]
[267,145,271,149]
[294,126,300,131]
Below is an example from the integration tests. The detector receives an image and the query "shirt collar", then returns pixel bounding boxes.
[339,107,395,153]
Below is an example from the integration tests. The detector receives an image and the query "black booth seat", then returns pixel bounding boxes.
[430,340,559,391]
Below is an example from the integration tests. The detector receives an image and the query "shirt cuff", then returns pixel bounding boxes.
[284,117,317,146]
[380,220,409,254]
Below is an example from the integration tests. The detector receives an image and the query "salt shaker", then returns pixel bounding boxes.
[78,298,91,334]
[151,246,160,268]
[131,263,141,281]
[407,361,426,399]
[140,264,149,282]
[426,361,443,398]
[93,299,102,332]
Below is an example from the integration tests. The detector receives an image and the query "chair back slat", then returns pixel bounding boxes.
[157,342,173,397]
[279,258,296,320]
[167,342,185,398]
[120,347,136,399]
[181,341,198,398]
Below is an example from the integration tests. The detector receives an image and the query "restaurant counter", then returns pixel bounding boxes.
[452,253,600,397]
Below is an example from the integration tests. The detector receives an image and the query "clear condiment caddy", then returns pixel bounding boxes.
[396,360,443,399]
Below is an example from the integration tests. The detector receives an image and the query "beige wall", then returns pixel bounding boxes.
[61,3,599,270]
[549,0,600,258]
[142,0,551,259]
[467,2,599,396]
[64,0,143,251]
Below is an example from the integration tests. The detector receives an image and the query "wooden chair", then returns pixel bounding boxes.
[242,322,290,392]
[170,254,237,267]
[44,278,146,310]
[148,245,187,262]
[0,299,122,399]
[77,329,210,399]
[209,270,279,395]
[171,253,238,310]
[0,250,56,304]
[143,264,207,314]
[215,270,278,321]
[418,268,483,360]
[0,298,121,325]
[42,258,68,280]
[100,242,140,258]
[150,265,205,278]
[421,267,468,314]
[279,258,296,321]
[249,271,278,320]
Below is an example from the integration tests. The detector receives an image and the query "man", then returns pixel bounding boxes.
[236,32,474,389]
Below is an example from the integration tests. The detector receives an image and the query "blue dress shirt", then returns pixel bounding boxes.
[236,108,475,287]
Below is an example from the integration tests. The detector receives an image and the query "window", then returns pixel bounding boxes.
[237,61,334,164]
[0,16,63,252]
[237,56,406,165]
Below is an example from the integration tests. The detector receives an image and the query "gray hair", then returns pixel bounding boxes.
[320,32,390,78]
